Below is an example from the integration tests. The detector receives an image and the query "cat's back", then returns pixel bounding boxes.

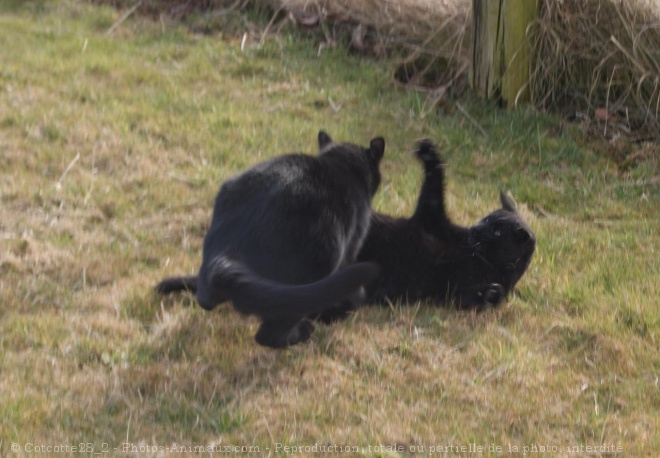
[211,154,331,227]
[220,153,320,200]
[203,152,334,281]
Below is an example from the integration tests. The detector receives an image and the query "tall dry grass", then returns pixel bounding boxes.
[274,0,660,131]
[530,0,660,132]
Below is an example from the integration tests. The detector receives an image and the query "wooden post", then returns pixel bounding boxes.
[471,0,539,107]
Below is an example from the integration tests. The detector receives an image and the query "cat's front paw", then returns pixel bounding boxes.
[295,319,316,343]
[482,283,505,306]
[255,319,315,348]
[312,300,359,324]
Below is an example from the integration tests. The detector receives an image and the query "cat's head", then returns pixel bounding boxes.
[468,192,536,291]
[317,130,385,197]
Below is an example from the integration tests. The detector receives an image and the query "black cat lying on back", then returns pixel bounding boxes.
[359,139,536,309]
[157,131,384,348]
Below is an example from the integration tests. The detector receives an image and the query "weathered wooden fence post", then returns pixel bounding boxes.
[471,0,540,107]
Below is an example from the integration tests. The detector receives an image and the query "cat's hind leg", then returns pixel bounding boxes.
[311,287,366,324]
[195,276,227,311]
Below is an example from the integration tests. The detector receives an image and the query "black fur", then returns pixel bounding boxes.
[358,139,536,310]
[156,131,385,348]
[156,276,197,295]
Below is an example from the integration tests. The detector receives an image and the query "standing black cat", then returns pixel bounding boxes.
[156,131,385,348]
[358,139,536,309]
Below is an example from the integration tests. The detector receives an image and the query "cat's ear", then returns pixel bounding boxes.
[368,137,385,163]
[500,191,517,212]
[318,131,333,149]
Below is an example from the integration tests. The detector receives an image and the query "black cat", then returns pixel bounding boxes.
[156,131,385,348]
[358,139,536,309]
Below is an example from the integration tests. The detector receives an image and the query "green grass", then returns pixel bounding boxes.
[1,1,659,456]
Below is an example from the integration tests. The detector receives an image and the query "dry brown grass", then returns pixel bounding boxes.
[531,0,660,133]
[278,0,470,53]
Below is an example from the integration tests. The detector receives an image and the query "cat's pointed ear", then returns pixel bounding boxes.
[500,191,517,212]
[368,137,385,162]
[318,131,333,149]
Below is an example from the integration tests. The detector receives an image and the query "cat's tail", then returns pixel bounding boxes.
[208,255,380,319]
[156,276,198,295]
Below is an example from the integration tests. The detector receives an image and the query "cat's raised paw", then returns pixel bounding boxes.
[415,139,443,170]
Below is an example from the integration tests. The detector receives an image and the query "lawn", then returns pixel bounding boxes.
[0,1,658,456]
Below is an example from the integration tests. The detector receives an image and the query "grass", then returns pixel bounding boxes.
[0,1,659,456]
